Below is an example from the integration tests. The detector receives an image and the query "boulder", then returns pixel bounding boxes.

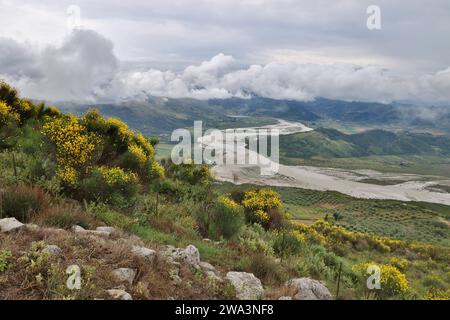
[112,268,136,286]
[96,226,116,236]
[226,272,264,300]
[285,278,332,300]
[131,245,156,262]
[43,245,63,256]
[0,218,25,233]
[199,261,216,273]
[72,225,111,237]
[167,245,200,268]
[107,289,132,300]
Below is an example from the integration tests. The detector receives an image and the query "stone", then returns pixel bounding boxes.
[199,261,216,273]
[96,226,116,235]
[131,245,156,262]
[112,268,136,286]
[72,225,110,237]
[278,296,292,300]
[226,272,264,300]
[169,245,201,268]
[206,271,223,283]
[107,289,132,300]
[0,218,25,233]
[285,278,332,300]
[43,245,63,256]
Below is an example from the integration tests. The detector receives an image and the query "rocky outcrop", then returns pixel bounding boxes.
[107,289,132,300]
[166,244,201,268]
[226,272,264,300]
[285,278,332,300]
[43,244,63,256]
[112,268,136,286]
[72,225,113,237]
[0,218,25,233]
[131,245,156,262]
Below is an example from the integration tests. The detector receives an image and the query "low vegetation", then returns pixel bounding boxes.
[0,81,449,300]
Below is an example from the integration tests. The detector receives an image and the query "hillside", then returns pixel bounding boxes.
[280,128,450,159]
[57,97,450,136]
[1,81,449,301]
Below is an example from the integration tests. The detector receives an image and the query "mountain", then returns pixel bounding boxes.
[279,127,450,159]
[56,96,450,136]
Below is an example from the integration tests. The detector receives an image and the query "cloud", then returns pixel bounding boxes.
[0,29,118,101]
[112,55,450,104]
[1,30,450,104]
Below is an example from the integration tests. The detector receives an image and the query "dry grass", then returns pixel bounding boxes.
[0,227,228,300]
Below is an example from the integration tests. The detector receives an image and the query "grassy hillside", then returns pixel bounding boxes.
[280,128,450,159]
[1,81,449,300]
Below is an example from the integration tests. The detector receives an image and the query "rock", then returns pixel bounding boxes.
[202,238,212,243]
[107,289,132,300]
[285,278,332,300]
[72,225,111,237]
[278,296,292,300]
[206,271,223,283]
[112,268,136,286]
[0,218,25,233]
[168,245,201,268]
[226,272,264,300]
[131,245,156,262]
[43,245,63,256]
[96,226,115,235]
[199,261,216,273]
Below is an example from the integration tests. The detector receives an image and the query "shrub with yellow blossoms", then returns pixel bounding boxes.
[0,101,20,126]
[42,115,97,186]
[352,262,409,297]
[242,189,282,226]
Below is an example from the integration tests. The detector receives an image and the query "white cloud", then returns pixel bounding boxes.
[0,30,118,101]
[1,30,450,104]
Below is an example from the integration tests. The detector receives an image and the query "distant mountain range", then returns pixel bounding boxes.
[279,127,450,159]
[55,96,450,135]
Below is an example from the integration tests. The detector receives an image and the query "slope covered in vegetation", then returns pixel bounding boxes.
[0,81,449,300]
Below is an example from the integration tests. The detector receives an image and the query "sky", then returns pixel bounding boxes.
[0,0,450,103]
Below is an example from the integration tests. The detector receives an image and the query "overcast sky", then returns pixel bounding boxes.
[1,0,450,103]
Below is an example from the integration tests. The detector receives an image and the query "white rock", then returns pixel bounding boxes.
[199,261,216,273]
[0,218,25,233]
[72,225,110,237]
[285,278,332,300]
[206,271,223,283]
[278,296,292,300]
[131,245,156,262]
[107,289,133,300]
[169,245,201,268]
[112,268,136,286]
[226,272,264,300]
[96,226,115,235]
[72,225,86,233]
[43,245,63,256]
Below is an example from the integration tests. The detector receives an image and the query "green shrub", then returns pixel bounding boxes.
[0,186,50,222]
[79,166,138,203]
[208,196,244,240]
[244,253,288,285]
[38,203,94,229]
[273,232,302,260]
[0,250,12,273]
[238,224,275,256]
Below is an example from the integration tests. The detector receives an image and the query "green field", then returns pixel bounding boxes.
[214,182,450,246]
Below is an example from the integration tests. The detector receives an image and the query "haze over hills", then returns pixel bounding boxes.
[57,96,450,135]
